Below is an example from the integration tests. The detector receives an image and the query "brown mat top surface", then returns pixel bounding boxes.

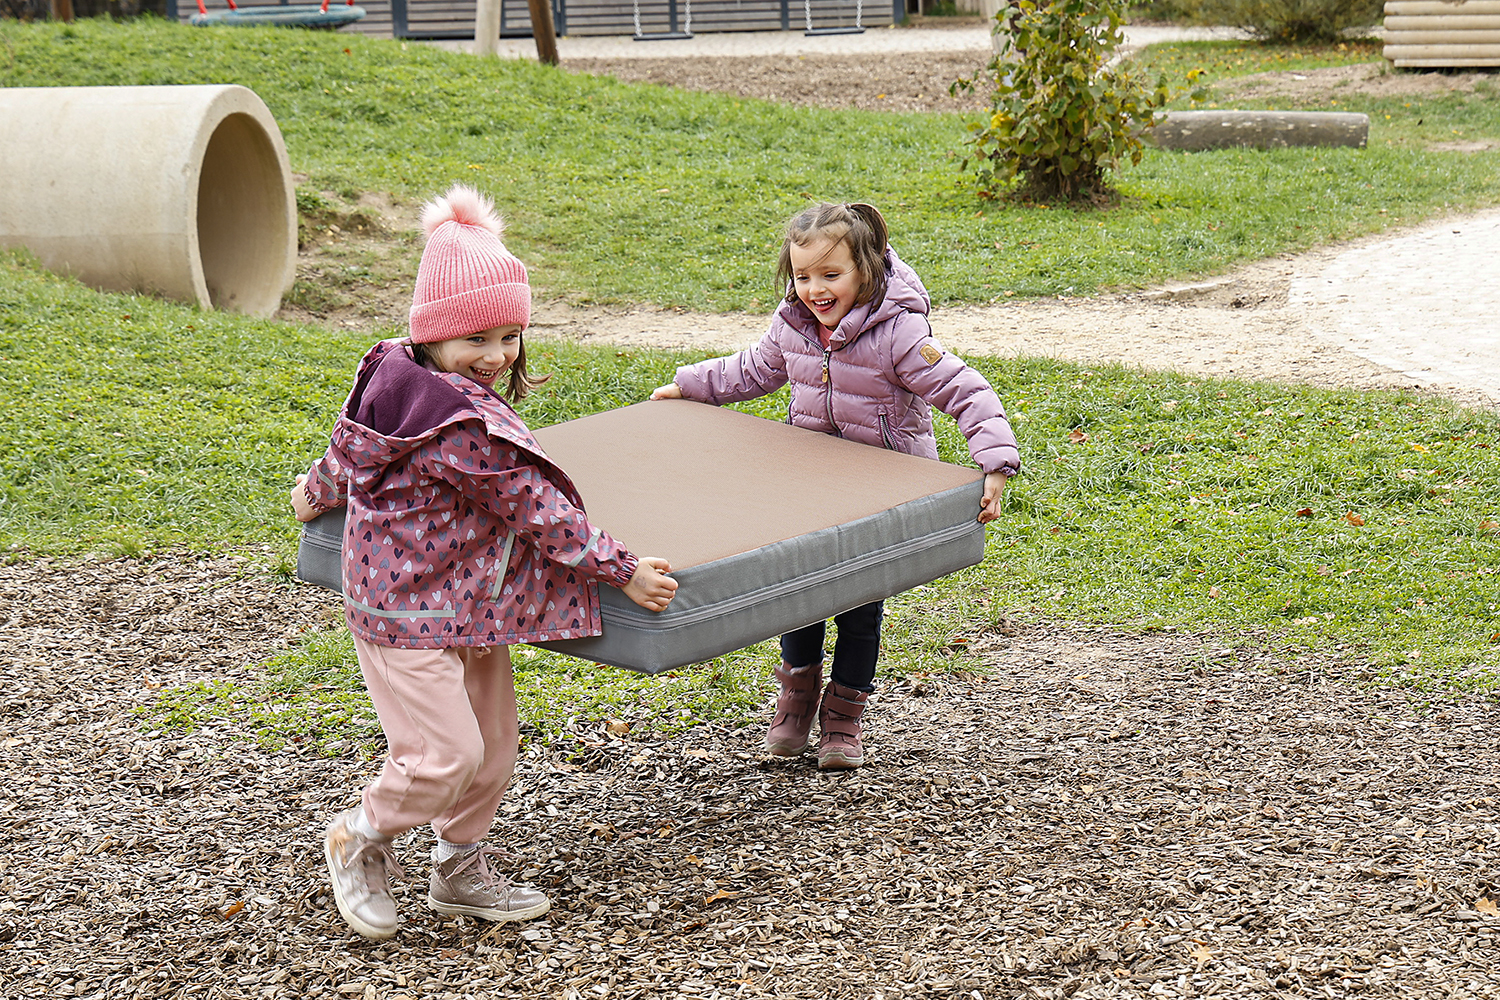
[533,400,981,569]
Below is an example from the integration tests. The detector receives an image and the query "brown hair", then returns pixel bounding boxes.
[409,334,548,404]
[774,202,891,308]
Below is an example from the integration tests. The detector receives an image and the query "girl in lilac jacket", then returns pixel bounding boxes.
[291,185,676,941]
[652,202,1020,771]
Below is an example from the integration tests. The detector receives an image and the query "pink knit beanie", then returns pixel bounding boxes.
[409,185,530,343]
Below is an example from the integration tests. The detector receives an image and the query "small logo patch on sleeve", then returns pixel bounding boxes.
[920,343,943,366]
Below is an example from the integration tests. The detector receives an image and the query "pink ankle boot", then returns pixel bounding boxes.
[817,681,869,770]
[765,660,823,756]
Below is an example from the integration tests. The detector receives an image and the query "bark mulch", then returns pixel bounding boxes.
[1,556,1497,999]
[563,52,994,114]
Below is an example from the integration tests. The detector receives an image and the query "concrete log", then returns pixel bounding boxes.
[0,85,295,317]
[1145,110,1369,152]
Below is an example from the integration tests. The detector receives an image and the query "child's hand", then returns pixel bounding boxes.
[623,556,678,612]
[290,474,321,523]
[650,382,683,401]
[978,471,1008,524]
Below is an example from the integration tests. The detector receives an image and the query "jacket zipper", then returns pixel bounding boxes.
[822,347,839,436]
[878,413,894,450]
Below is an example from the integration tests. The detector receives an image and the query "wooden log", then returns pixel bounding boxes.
[1386,13,1500,28]
[1385,0,1500,13]
[1145,110,1369,152]
[1385,28,1500,40]
[1383,42,1500,57]
[1392,54,1500,63]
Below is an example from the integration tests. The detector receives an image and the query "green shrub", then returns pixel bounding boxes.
[953,0,1180,204]
[1199,0,1384,43]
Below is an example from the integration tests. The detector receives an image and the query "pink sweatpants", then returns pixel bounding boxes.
[352,637,519,846]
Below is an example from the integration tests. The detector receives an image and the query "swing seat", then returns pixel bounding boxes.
[633,31,693,40]
[190,4,366,27]
[804,26,864,35]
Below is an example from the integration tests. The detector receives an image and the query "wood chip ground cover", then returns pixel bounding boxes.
[2,557,1496,998]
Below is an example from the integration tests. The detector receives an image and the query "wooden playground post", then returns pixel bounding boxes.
[50,0,74,21]
[527,0,560,65]
[475,0,501,56]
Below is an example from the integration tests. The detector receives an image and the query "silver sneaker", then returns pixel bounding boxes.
[324,810,403,940]
[428,845,551,922]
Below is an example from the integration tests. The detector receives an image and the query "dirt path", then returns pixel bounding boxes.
[2,557,1497,998]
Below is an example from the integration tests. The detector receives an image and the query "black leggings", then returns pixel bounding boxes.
[779,600,883,692]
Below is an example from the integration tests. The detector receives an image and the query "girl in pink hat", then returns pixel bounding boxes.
[291,184,678,941]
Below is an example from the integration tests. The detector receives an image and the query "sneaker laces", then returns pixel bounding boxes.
[447,844,516,892]
[350,839,404,892]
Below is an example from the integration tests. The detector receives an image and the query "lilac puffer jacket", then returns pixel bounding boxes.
[302,339,639,649]
[673,247,1021,476]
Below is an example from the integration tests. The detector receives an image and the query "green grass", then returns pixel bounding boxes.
[1134,37,1387,81]
[5,20,1500,310]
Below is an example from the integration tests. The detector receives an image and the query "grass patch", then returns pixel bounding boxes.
[1134,37,1386,81]
[4,21,1500,308]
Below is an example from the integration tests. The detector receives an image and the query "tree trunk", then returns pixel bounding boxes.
[527,0,560,66]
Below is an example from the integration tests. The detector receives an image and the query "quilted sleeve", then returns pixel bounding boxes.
[891,314,1021,477]
[674,328,789,405]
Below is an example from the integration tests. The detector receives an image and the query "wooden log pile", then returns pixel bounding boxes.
[1384,0,1500,67]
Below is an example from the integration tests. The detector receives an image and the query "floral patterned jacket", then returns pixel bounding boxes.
[302,339,638,648]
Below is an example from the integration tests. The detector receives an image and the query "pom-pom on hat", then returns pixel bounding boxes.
[409,184,530,343]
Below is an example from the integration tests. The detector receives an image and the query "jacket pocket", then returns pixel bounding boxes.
[878,413,895,450]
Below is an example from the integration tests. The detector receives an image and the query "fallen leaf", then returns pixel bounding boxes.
[1189,942,1213,964]
[1316,565,1331,576]
[220,900,244,919]
[705,889,737,905]
[1295,508,1315,518]
[1344,512,1366,526]
[1477,897,1499,917]
[1208,586,1221,599]
[1068,428,1088,444]
[605,719,631,735]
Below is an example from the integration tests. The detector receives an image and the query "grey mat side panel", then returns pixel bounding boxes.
[294,483,988,675]
[532,480,986,674]
[296,510,344,594]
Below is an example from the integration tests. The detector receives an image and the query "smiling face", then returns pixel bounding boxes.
[789,236,862,332]
[426,325,523,388]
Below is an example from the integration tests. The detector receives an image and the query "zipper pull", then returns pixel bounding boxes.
[821,351,830,385]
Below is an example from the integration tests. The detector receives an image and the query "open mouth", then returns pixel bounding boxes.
[471,366,499,382]
[810,297,837,312]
